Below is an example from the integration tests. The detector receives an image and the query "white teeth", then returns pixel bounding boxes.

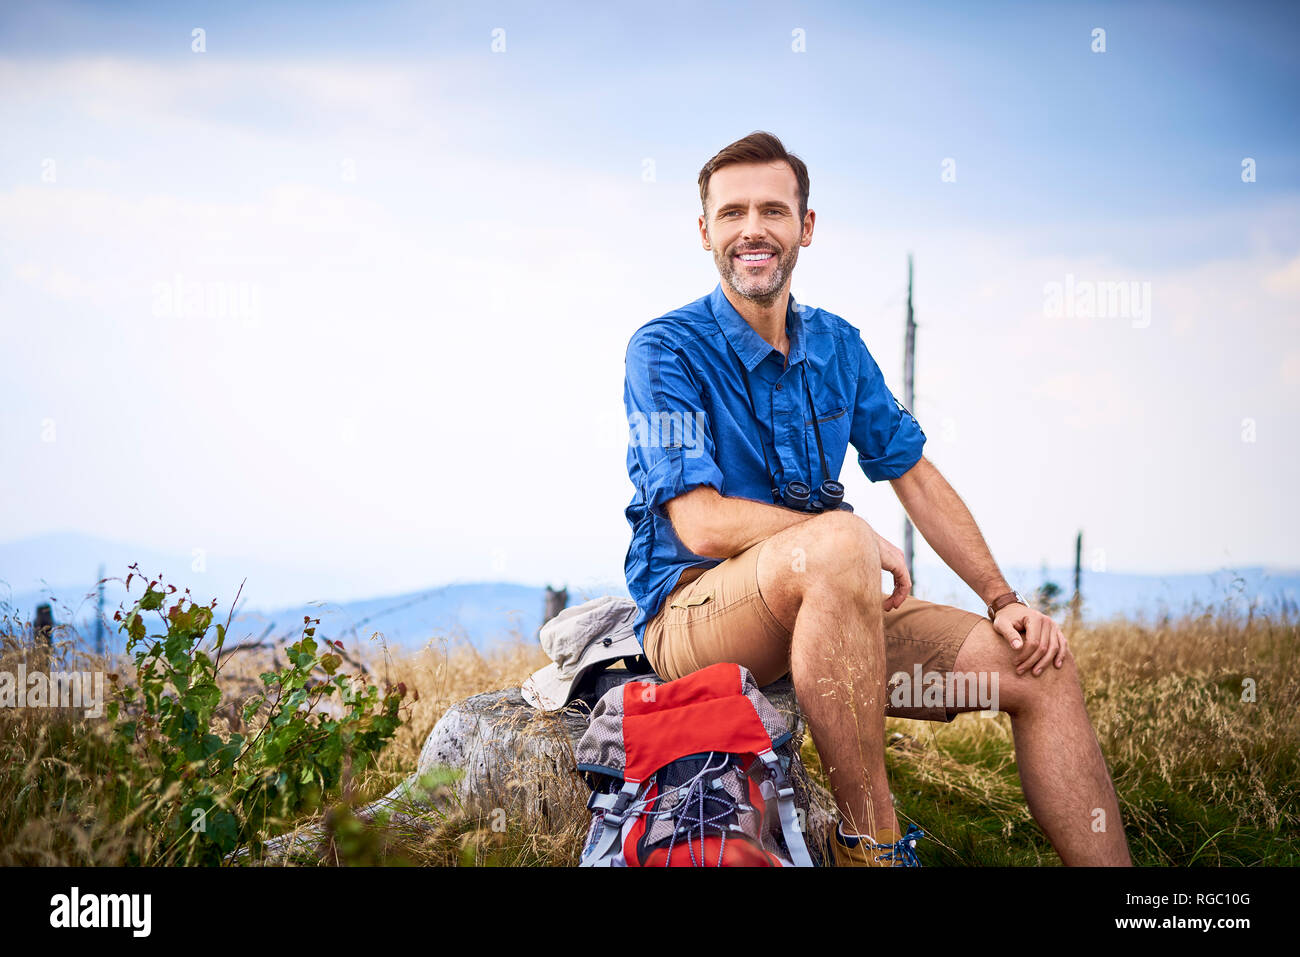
[739,252,772,260]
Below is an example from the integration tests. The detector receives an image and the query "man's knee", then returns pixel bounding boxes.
[778,510,879,584]
[996,637,1084,716]
[756,510,882,626]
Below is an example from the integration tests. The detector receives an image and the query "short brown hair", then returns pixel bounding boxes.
[698,131,810,224]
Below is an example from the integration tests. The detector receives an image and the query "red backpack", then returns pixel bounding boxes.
[574,661,814,867]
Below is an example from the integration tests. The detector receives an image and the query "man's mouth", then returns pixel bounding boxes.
[735,249,775,266]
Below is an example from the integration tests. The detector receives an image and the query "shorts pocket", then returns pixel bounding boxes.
[669,589,713,610]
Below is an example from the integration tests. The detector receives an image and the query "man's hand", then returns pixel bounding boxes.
[872,527,911,612]
[991,603,1068,676]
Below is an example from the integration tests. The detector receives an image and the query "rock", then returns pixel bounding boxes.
[402,670,837,864]
[247,670,838,865]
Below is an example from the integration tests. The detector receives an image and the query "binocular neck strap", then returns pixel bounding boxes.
[801,366,832,484]
[732,342,832,500]
[737,361,780,502]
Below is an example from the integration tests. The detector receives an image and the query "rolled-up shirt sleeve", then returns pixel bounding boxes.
[849,334,926,481]
[625,332,726,519]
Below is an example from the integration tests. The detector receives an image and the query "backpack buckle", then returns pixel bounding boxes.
[605,792,634,825]
[595,781,641,827]
[757,750,795,799]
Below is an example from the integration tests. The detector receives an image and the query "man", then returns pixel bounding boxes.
[621,130,1131,867]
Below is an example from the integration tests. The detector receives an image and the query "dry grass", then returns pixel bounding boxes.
[0,616,555,865]
[358,633,549,799]
[876,606,1299,865]
[3,604,1296,865]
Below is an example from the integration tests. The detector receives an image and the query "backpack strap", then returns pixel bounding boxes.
[757,749,814,867]
[579,779,642,867]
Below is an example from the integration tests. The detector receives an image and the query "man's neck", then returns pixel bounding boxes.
[721,281,790,358]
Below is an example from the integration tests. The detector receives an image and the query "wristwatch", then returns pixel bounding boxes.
[987,590,1027,621]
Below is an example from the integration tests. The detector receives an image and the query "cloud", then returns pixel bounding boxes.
[0,56,448,141]
[1,52,1297,581]
[1265,252,1300,296]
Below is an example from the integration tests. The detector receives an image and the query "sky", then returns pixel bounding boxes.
[1,0,1297,605]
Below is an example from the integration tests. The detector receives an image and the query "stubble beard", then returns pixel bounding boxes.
[714,236,800,308]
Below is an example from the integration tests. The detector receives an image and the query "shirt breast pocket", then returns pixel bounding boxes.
[808,405,851,468]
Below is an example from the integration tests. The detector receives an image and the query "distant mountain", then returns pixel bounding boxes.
[0,532,628,654]
[223,582,562,655]
[912,562,1300,623]
[1,575,622,657]
[0,530,369,613]
[2,532,1295,658]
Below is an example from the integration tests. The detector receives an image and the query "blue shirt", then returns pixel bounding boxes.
[622,282,927,648]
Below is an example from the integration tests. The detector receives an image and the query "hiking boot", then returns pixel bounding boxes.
[832,821,925,867]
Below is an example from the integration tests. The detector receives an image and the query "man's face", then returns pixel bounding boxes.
[700,160,813,307]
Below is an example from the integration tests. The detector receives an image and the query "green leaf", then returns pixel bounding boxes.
[218,733,244,770]
[206,810,239,852]
[192,604,214,635]
[186,680,221,715]
[95,563,412,865]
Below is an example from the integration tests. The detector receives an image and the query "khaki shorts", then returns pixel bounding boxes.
[642,539,987,722]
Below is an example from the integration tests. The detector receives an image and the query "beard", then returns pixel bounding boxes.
[714,237,800,307]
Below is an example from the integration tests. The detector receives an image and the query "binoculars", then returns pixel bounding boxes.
[777,478,853,513]
[729,338,854,516]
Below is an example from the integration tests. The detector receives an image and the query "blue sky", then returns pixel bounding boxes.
[1,0,1297,605]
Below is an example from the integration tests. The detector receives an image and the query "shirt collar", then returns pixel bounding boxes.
[710,282,807,372]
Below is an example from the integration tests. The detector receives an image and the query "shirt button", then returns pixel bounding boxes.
[775,383,783,391]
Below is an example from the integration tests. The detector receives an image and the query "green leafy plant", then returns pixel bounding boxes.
[105,563,407,864]
[1033,580,1067,617]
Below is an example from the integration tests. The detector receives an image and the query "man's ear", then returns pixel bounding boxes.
[800,208,815,246]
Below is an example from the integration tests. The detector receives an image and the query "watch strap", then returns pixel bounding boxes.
[987,590,1023,620]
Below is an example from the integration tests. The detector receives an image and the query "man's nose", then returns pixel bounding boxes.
[741,211,769,240]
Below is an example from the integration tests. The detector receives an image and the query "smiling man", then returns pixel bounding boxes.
[621,131,1131,867]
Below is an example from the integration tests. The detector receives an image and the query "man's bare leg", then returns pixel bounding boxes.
[949,622,1133,865]
[754,511,897,839]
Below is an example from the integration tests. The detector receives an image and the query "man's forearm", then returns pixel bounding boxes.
[893,462,1013,606]
[717,496,817,557]
[667,486,815,559]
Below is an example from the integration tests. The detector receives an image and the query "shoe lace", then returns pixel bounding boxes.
[873,824,925,867]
